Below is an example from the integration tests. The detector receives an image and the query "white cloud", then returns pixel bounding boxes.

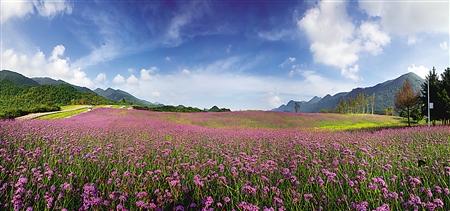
[267,93,282,107]
[112,74,125,84]
[95,73,107,83]
[126,74,139,85]
[50,44,66,60]
[108,58,356,110]
[341,65,359,81]
[181,69,191,75]
[408,64,429,79]
[280,57,296,67]
[358,22,391,55]
[164,1,209,45]
[226,45,232,54]
[298,1,390,80]
[1,45,94,88]
[0,0,72,24]
[151,91,161,98]
[140,68,155,81]
[33,0,72,17]
[407,36,418,45]
[258,29,294,41]
[73,42,121,68]
[359,1,449,36]
[440,41,448,50]
[0,1,34,23]
[165,56,171,62]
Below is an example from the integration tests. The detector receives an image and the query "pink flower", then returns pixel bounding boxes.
[303,194,313,201]
[242,184,257,195]
[204,196,214,208]
[352,201,369,211]
[238,201,259,211]
[135,191,147,199]
[223,196,231,203]
[194,174,204,187]
[374,204,390,211]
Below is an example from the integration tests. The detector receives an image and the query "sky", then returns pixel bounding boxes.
[1,0,449,110]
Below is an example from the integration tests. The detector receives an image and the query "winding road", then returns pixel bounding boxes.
[16,105,92,120]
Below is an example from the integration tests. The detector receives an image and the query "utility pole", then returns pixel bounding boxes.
[427,77,430,127]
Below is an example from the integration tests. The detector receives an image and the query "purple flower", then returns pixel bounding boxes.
[304,194,313,201]
[194,174,204,187]
[352,201,369,211]
[204,196,214,208]
[238,201,259,211]
[242,184,257,195]
[374,204,390,211]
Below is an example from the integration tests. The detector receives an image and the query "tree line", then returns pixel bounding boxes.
[335,93,376,114]
[395,67,450,126]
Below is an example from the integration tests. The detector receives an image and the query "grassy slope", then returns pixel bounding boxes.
[36,107,414,131]
[140,110,409,131]
[37,105,130,120]
[38,108,89,120]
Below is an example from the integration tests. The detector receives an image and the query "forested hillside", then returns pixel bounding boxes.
[0,80,112,118]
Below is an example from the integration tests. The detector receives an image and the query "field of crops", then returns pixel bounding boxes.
[0,108,449,210]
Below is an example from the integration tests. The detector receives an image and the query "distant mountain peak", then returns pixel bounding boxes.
[308,96,322,103]
[273,72,425,113]
[0,70,39,86]
[94,87,156,106]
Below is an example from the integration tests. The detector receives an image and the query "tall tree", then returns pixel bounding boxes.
[395,80,419,126]
[439,68,450,124]
[420,67,441,125]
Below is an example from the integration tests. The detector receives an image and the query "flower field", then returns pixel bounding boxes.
[0,108,449,210]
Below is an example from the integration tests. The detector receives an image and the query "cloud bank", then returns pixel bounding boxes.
[1,0,72,23]
[1,45,94,88]
[298,1,390,80]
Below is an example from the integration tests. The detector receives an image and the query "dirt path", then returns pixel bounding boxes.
[16,105,92,120]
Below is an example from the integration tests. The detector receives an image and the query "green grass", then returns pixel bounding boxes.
[316,114,406,130]
[157,112,407,131]
[38,107,90,120]
[38,105,131,120]
[94,105,130,109]
[60,105,89,111]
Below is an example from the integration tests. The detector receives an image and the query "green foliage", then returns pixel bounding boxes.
[134,105,231,113]
[95,88,155,106]
[384,107,394,116]
[133,105,205,112]
[0,70,39,86]
[208,106,231,112]
[420,67,450,124]
[335,93,375,114]
[0,80,113,119]
[395,80,420,126]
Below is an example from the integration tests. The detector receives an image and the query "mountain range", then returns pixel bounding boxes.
[273,72,424,114]
[94,88,158,106]
[0,70,156,106]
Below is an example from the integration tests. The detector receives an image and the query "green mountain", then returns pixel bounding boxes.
[274,72,425,114]
[32,77,94,93]
[94,88,156,106]
[0,70,113,118]
[0,70,39,86]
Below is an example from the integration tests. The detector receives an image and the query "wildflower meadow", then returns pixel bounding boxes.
[0,108,449,210]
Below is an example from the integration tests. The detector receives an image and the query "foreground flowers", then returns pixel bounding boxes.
[0,108,449,210]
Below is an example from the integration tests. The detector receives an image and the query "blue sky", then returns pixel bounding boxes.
[1,0,449,110]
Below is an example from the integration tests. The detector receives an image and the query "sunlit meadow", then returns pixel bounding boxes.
[0,108,449,210]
